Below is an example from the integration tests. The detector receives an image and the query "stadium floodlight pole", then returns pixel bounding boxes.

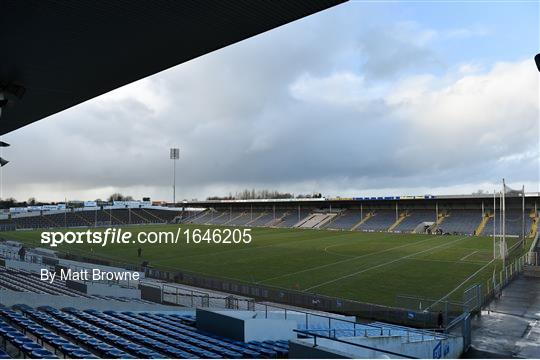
[170,148,179,206]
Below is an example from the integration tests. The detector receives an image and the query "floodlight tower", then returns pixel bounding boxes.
[170,148,179,205]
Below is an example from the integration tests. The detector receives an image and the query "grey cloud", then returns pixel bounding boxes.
[1,4,538,202]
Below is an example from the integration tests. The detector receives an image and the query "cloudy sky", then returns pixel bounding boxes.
[1,1,539,202]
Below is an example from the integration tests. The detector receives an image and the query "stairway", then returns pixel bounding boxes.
[267,213,288,227]
[295,213,336,229]
[223,212,246,225]
[430,212,447,232]
[350,212,373,230]
[475,214,491,236]
[387,212,408,232]
[103,209,125,224]
[529,212,539,238]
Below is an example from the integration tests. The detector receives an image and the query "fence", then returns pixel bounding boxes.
[143,267,450,328]
[483,253,528,306]
[141,280,449,344]
[292,329,416,359]
[395,294,469,329]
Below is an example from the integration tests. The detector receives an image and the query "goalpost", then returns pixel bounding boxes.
[492,179,526,265]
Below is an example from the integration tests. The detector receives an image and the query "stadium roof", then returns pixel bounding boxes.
[0,0,345,135]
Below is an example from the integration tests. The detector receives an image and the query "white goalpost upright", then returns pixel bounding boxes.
[502,179,507,266]
[493,189,496,260]
[494,179,526,264]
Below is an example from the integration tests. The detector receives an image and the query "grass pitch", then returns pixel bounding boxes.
[3,224,524,307]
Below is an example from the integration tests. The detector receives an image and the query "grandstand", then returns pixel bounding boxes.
[0,208,184,230]
[0,194,537,359]
[176,194,538,237]
[0,194,537,238]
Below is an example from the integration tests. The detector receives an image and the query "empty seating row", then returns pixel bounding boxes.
[438,211,481,235]
[0,307,59,359]
[358,211,396,231]
[394,211,437,233]
[276,211,310,228]
[324,210,363,230]
[0,208,184,230]
[0,267,152,304]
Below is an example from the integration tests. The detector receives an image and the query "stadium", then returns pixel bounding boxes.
[0,1,539,359]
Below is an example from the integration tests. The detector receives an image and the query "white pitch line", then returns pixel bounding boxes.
[303,236,469,292]
[409,257,488,266]
[322,243,359,258]
[459,250,479,261]
[426,258,496,311]
[257,235,441,284]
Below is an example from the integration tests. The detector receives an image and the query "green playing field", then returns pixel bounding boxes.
[3,224,524,306]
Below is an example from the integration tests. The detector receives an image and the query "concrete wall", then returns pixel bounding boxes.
[244,318,296,342]
[196,309,296,342]
[140,284,163,303]
[197,309,245,341]
[290,335,463,359]
[288,341,349,359]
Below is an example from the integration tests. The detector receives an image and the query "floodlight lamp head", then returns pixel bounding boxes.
[170,147,180,160]
[536,53,540,72]
[0,157,9,167]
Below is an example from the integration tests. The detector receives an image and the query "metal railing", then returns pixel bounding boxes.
[293,329,417,359]
[483,253,528,306]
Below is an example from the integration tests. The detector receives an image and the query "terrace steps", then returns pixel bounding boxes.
[267,212,288,227]
[188,209,212,223]
[207,211,227,224]
[245,212,267,226]
[350,212,373,230]
[223,212,246,225]
[387,212,407,232]
[529,213,539,238]
[315,213,337,228]
[430,212,447,232]
[322,211,343,228]
[141,207,165,222]
[73,211,94,226]
[475,214,492,236]
[129,209,151,223]
[295,213,336,229]
[42,214,61,228]
[103,209,125,224]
